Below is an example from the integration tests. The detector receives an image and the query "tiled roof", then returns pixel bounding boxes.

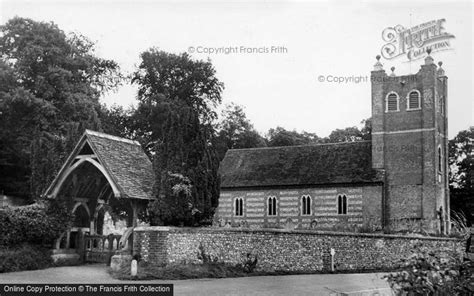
[219,141,382,188]
[86,131,154,200]
[44,130,154,200]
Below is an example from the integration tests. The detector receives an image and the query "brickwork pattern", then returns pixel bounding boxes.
[371,59,449,233]
[217,185,383,232]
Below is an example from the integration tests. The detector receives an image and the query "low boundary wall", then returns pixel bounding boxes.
[133,227,464,272]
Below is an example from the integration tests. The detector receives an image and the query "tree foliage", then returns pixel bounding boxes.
[266,126,321,147]
[132,49,222,226]
[384,243,473,295]
[0,17,122,200]
[215,103,266,160]
[0,200,72,246]
[148,172,195,226]
[265,118,371,147]
[98,104,134,139]
[449,128,474,224]
[449,128,474,189]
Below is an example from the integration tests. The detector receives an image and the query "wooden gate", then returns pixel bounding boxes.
[84,234,121,264]
[82,228,134,264]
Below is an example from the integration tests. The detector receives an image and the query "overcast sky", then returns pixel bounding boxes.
[1,0,472,138]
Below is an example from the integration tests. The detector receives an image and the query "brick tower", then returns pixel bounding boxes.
[371,51,449,234]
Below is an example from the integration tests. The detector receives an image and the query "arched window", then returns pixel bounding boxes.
[438,146,442,172]
[301,195,312,215]
[337,195,347,215]
[385,92,399,112]
[267,196,277,216]
[235,197,244,216]
[407,90,421,110]
[440,96,445,115]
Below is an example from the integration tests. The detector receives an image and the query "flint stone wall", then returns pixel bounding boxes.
[133,226,464,272]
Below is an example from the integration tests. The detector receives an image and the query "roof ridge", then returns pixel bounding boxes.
[227,140,371,152]
[85,129,140,146]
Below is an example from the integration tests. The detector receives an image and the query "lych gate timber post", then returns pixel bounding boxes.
[43,130,154,265]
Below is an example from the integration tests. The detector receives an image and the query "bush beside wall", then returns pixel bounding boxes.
[0,201,72,273]
[0,245,52,273]
[0,200,71,246]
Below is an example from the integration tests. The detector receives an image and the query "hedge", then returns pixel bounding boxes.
[0,244,52,273]
[0,200,72,246]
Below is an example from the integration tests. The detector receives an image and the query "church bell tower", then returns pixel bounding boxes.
[370,50,449,234]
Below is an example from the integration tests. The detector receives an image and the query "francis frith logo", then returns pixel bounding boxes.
[381,19,455,61]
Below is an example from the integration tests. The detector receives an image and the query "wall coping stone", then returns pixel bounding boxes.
[133,226,462,242]
[135,226,170,231]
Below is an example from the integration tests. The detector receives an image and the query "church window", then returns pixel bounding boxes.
[302,195,312,215]
[235,197,244,216]
[337,195,347,215]
[407,90,421,110]
[268,196,277,216]
[438,146,442,173]
[385,92,399,112]
[440,96,445,115]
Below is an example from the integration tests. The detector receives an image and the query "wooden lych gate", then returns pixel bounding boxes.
[53,227,134,264]
[43,130,154,265]
[83,227,134,264]
[84,234,122,263]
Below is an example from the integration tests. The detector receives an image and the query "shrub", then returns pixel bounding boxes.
[0,200,72,246]
[384,243,474,295]
[0,244,52,273]
[242,252,258,273]
[197,243,218,264]
[196,243,257,273]
[450,211,471,239]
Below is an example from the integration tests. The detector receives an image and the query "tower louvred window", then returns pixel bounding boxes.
[408,91,421,110]
[386,93,399,112]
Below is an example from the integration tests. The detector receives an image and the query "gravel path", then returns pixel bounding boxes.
[0,264,392,295]
[0,264,121,284]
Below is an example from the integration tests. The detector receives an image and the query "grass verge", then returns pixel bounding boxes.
[110,261,250,280]
[109,261,395,281]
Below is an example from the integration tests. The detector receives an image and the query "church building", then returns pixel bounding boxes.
[216,53,450,234]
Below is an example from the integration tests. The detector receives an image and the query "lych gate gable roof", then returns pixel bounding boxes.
[44,130,154,200]
[219,141,383,188]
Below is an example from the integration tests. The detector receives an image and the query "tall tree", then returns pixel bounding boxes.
[215,103,266,160]
[98,104,134,139]
[265,118,372,147]
[266,127,321,147]
[326,126,364,143]
[449,128,474,224]
[0,17,122,200]
[132,49,223,226]
[360,118,372,141]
